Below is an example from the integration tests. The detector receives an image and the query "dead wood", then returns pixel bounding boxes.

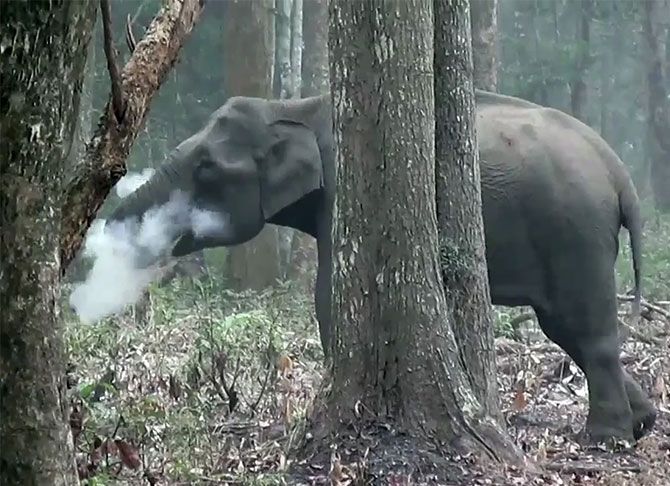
[618,294,670,320]
[60,0,206,271]
[543,460,643,474]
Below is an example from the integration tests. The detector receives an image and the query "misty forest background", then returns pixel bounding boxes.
[61,0,670,484]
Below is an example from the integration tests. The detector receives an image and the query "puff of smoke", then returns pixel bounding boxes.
[69,173,230,324]
[115,167,156,198]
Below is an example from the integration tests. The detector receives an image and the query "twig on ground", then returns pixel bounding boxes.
[543,461,643,474]
[618,294,670,320]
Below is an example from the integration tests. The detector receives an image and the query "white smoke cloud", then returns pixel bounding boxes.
[69,180,230,324]
[115,168,156,198]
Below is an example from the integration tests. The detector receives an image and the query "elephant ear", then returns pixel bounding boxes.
[260,119,324,219]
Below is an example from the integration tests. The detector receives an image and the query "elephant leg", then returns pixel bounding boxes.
[535,308,635,442]
[314,248,333,358]
[622,370,657,440]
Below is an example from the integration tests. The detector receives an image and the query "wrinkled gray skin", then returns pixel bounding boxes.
[109,91,656,443]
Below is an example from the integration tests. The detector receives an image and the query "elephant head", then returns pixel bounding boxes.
[107,96,326,266]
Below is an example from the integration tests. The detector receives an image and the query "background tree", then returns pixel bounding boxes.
[643,0,670,212]
[318,0,521,473]
[569,0,593,122]
[222,0,282,290]
[470,0,498,91]
[285,0,327,284]
[0,3,97,483]
[435,0,500,420]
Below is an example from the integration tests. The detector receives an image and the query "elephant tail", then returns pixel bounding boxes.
[620,180,642,323]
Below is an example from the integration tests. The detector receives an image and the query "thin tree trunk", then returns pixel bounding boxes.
[470,0,498,91]
[223,0,282,290]
[570,0,592,122]
[0,3,97,484]
[302,0,329,97]
[286,0,326,285]
[314,0,522,468]
[643,0,670,211]
[435,0,500,422]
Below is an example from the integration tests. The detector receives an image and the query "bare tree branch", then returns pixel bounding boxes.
[100,0,126,122]
[125,14,137,53]
[60,0,206,270]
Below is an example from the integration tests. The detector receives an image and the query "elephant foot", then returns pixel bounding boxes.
[632,407,657,440]
[576,425,636,451]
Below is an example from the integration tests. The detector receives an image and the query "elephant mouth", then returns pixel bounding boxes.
[171,231,196,258]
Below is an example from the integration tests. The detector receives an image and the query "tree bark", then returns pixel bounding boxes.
[435,0,500,423]
[318,0,522,466]
[0,2,97,484]
[60,0,206,270]
[223,0,283,290]
[470,0,498,91]
[643,0,670,212]
[570,0,592,122]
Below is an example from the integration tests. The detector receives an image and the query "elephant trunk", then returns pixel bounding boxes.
[105,155,195,268]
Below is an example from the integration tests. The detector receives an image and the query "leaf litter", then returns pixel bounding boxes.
[64,278,669,485]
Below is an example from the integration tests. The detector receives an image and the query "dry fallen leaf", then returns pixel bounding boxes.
[277,353,293,377]
[511,383,528,411]
[653,373,666,403]
[114,439,142,470]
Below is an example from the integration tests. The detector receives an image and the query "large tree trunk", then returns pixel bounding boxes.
[470,0,498,91]
[435,0,500,422]
[0,3,97,484]
[643,0,670,212]
[312,0,522,470]
[223,0,283,290]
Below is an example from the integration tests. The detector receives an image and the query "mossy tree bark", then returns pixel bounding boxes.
[223,0,283,290]
[0,3,97,484]
[434,0,501,422]
[319,0,522,465]
[470,0,498,91]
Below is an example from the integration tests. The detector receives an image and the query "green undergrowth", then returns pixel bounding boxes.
[64,278,323,485]
[616,205,670,301]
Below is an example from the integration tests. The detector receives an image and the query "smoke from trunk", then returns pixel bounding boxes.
[68,169,229,323]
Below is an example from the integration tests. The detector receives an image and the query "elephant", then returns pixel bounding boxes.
[106,89,656,444]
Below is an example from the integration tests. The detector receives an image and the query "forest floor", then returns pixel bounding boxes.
[65,280,670,486]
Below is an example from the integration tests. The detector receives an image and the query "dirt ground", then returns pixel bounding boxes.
[287,300,670,486]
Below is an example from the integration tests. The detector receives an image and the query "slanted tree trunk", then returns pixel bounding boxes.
[470,0,498,91]
[0,3,97,484]
[310,0,522,473]
[435,0,500,422]
[223,0,283,290]
[61,0,206,269]
[570,0,592,122]
[643,0,670,212]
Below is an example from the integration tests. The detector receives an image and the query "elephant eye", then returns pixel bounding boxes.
[194,158,219,186]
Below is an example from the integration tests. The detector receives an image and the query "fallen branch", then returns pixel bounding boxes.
[617,294,670,320]
[60,0,206,271]
[543,460,643,474]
